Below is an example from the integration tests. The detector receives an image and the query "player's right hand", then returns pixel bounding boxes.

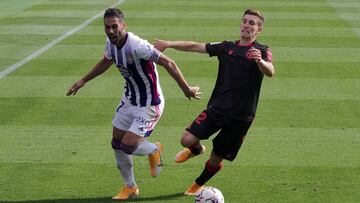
[185,85,202,100]
[66,80,85,96]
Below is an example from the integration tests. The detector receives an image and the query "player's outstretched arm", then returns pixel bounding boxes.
[154,39,207,54]
[156,53,201,100]
[66,57,114,96]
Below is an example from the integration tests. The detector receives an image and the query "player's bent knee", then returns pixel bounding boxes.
[111,137,137,154]
[180,132,198,147]
[180,137,190,147]
[111,137,122,150]
[119,143,137,154]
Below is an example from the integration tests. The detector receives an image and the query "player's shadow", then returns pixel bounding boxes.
[0,192,185,203]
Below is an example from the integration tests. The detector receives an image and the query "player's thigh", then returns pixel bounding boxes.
[112,100,133,133]
[113,126,127,141]
[185,109,221,140]
[128,102,164,138]
[121,130,145,146]
[212,120,252,161]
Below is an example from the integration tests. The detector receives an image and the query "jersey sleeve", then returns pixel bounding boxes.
[103,38,112,61]
[205,42,223,57]
[133,37,161,62]
[262,47,273,63]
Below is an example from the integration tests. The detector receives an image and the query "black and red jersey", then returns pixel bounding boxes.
[205,40,272,121]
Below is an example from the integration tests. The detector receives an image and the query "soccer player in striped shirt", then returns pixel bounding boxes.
[66,8,201,200]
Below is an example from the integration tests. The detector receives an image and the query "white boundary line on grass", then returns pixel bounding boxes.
[0,0,125,79]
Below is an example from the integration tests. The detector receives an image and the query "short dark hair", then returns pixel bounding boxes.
[104,8,124,21]
[243,9,264,26]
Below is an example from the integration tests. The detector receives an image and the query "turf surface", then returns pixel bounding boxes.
[0,0,359,202]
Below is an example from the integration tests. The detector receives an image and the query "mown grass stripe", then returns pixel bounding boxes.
[57,33,360,48]
[0,34,60,46]
[124,0,332,7]
[48,0,123,5]
[17,10,116,18]
[85,17,354,28]
[0,163,358,201]
[19,10,356,20]
[329,2,360,8]
[73,26,358,38]
[123,5,336,13]
[24,44,360,62]
[0,97,359,128]
[2,25,358,39]
[0,125,358,167]
[6,59,360,80]
[0,76,359,101]
[0,17,88,26]
[0,25,82,35]
[272,47,360,62]
[122,11,359,20]
[0,0,46,18]
[275,61,360,79]
[26,4,113,11]
[4,33,354,48]
[0,45,46,60]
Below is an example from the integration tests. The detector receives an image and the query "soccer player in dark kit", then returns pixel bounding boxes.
[154,8,275,195]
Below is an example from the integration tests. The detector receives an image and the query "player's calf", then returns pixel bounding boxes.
[175,144,206,163]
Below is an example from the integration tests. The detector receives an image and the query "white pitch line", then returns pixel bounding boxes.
[0,0,125,79]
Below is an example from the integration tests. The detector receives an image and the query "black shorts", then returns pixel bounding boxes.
[186,109,252,161]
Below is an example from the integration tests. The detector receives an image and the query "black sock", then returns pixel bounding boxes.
[189,143,203,155]
[195,160,222,186]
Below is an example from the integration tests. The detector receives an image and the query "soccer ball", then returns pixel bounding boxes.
[195,186,224,203]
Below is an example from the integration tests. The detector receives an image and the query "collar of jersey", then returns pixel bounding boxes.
[236,40,256,47]
[116,32,128,49]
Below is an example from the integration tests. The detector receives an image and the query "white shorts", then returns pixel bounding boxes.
[112,99,164,137]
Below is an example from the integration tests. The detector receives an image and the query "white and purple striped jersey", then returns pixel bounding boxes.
[104,32,163,107]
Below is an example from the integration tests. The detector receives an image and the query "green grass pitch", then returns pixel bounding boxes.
[0,0,359,202]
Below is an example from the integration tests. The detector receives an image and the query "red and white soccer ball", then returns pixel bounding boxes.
[195,186,224,203]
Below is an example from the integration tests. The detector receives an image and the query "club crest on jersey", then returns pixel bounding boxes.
[126,53,135,65]
[117,64,132,77]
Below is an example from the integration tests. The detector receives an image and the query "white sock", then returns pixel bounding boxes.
[114,149,136,187]
[132,139,157,156]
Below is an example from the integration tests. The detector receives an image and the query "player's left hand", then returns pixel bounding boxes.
[186,85,202,100]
